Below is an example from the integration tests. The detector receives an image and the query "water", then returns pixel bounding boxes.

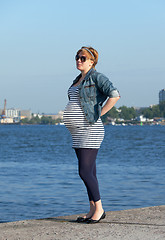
[0,125,165,223]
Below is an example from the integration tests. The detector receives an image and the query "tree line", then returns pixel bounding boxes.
[21,115,61,125]
[101,101,165,124]
[140,101,165,119]
[21,101,165,125]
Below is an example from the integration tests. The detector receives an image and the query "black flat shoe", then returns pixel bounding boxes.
[76,216,91,223]
[86,211,106,224]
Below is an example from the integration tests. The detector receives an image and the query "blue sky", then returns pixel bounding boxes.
[0,0,165,113]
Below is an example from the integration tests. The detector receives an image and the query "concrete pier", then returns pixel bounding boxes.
[0,205,165,240]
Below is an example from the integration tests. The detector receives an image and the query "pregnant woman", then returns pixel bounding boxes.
[63,46,120,224]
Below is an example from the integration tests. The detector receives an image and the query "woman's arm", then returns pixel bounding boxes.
[100,96,120,116]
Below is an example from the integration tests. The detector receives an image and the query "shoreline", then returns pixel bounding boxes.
[1,205,165,240]
[0,122,165,126]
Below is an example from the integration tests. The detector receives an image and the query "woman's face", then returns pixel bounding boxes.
[76,51,94,72]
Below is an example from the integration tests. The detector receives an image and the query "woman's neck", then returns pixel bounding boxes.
[81,68,92,79]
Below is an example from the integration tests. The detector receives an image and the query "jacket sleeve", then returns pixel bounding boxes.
[95,73,120,98]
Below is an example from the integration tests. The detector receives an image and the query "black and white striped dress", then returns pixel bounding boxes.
[63,85,104,149]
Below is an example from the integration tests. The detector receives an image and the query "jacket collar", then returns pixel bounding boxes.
[73,68,96,84]
[84,68,96,81]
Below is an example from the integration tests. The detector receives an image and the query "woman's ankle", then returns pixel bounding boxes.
[90,201,95,210]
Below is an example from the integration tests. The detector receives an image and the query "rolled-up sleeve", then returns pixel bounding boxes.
[96,73,120,98]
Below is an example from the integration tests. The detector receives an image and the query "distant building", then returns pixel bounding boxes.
[33,113,42,119]
[5,108,31,119]
[0,108,31,123]
[136,115,147,122]
[4,108,21,123]
[44,110,64,120]
[20,110,32,119]
[159,89,165,103]
[6,108,21,118]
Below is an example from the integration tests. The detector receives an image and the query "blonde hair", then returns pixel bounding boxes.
[76,46,98,68]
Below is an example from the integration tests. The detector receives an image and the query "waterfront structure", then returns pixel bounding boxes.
[6,108,21,118]
[159,89,165,103]
[0,118,14,124]
[44,110,64,120]
[1,99,7,118]
[0,107,31,124]
[136,115,147,122]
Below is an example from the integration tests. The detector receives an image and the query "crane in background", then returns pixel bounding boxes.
[1,99,7,119]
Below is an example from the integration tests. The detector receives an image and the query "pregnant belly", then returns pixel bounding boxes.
[63,103,86,129]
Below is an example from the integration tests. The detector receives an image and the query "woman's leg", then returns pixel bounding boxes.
[75,148,104,219]
[75,148,100,201]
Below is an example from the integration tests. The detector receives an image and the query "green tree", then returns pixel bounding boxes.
[159,101,165,117]
[152,105,161,117]
[141,103,164,118]
[119,106,136,120]
[141,108,153,119]
[27,116,41,124]
[41,116,53,124]
[101,106,119,123]
[20,118,29,124]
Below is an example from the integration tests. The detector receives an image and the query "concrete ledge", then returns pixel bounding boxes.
[0,205,165,240]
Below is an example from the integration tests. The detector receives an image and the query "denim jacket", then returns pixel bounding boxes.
[69,68,120,124]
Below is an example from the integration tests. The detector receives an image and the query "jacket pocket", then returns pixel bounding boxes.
[84,85,95,98]
[84,84,95,88]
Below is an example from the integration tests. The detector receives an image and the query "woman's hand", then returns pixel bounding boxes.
[100,97,120,116]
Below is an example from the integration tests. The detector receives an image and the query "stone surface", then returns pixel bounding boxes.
[0,205,165,240]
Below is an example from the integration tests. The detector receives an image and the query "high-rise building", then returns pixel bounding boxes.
[159,89,165,103]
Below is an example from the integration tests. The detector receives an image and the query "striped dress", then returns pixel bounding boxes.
[63,85,104,149]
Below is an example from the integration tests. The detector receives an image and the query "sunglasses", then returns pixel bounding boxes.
[75,55,88,62]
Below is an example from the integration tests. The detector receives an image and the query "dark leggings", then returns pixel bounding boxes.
[75,148,101,202]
